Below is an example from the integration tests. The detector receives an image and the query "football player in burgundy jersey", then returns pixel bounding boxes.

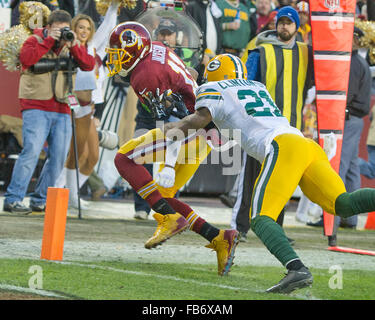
[105,22,239,276]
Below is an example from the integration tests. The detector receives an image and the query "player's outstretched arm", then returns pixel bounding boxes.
[163,107,213,140]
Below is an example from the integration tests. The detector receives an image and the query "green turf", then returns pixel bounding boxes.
[1,258,374,300]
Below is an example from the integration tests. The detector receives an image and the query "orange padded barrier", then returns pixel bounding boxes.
[310,0,356,236]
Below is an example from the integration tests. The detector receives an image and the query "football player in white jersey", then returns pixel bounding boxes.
[163,54,375,294]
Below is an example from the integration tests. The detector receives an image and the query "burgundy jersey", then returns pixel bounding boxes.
[130,41,197,114]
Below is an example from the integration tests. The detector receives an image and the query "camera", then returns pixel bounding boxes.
[97,130,119,150]
[30,58,78,74]
[60,27,74,42]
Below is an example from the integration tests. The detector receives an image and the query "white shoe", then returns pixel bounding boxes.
[308,203,323,219]
[134,210,148,220]
[295,213,308,223]
[69,197,89,210]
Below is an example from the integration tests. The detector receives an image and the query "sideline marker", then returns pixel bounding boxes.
[328,246,375,256]
[40,187,69,261]
[364,211,375,230]
[310,0,356,237]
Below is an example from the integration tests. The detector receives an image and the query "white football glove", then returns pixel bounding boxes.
[155,166,175,188]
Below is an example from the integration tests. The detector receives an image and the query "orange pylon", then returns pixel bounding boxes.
[40,187,69,260]
[365,211,375,230]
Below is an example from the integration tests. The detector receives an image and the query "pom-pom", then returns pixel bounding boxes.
[95,0,137,16]
[0,2,49,71]
[354,19,375,64]
[0,25,31,71]
[19,1,51,32]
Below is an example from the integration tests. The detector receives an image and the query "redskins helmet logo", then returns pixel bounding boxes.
[120,29,144,50]
[207,59,221,72]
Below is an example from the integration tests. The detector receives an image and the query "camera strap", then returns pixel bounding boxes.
[66,55,80,110]
[67,56,73,93]
[50,57,61,99]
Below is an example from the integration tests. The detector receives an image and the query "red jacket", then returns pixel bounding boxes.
[19,28,96,114]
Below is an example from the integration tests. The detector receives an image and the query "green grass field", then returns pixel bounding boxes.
[0,212,375,302]
[1,258,375,300]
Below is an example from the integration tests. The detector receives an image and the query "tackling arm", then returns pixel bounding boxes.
[163,107,213,140]
[156,107,212,188]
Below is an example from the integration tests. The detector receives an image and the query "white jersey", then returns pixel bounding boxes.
[195,79,303,162]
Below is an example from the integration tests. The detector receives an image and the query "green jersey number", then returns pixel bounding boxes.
[237,89,282,117]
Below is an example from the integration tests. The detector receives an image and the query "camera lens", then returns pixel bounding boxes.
[60,27,74,41]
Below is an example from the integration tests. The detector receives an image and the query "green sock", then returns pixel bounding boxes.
[250,215,299,267]
[335,189,375,218]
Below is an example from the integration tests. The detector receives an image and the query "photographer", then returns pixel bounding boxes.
[55,2,120,208]
[3,9,95,214]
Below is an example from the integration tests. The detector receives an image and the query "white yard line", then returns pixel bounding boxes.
[56,260,255,292]
[0,284,66,299]
[53,261,320,300]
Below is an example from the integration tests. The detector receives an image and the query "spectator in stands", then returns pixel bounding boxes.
[216,0,254,57]
[185,0,223,84]
[255,0,272,33]
[55,1,119,209]
[295,1,311,44]
[57,0,101,26]
[277,0,293,9]
[118,0,145,21]
[241,9,277,63]
[241,0,258,40]
[155,18,199,68]
[3,10,95,214]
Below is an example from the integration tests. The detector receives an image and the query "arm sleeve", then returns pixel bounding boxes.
[195,86,224,121]
[19,35,55,70]
[70,43,96,71]
[91,1,120,60]
[246,50,261,81]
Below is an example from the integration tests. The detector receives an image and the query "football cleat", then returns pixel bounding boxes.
[266,266,313,294]
[144,213,189,249]
[205,229,239,276]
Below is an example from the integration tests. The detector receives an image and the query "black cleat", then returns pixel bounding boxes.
[3,201,32,215]
[266,266,313,294]
[328,235,337,247]
[30,203,46,212]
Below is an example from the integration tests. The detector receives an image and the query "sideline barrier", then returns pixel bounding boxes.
[310,0,356,236]
[364,211,375,230]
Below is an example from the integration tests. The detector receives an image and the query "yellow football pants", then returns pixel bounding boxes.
[117,128,211,198]
[250,133,347,222]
